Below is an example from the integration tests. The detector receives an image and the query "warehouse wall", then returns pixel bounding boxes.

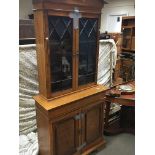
[19,0,33,19]
[100,0,135,33]
[19,0,135,33]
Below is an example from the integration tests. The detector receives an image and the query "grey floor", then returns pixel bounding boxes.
[91,133,135,155]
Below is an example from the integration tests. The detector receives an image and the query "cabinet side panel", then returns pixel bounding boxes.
[36,106,52,155]
[34,10,50,98]
[101,102,105,134]
[85,104,101,144]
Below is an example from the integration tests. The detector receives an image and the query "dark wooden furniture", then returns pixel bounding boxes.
[33,0,105,99]
[121,16,135,52]
[34,85,106,155]
[104,81,135,135]
[108,33,122,83]
[120,56,135,82]
[32,0,107,155]
[19,19,35,45]
[112,17,135,83]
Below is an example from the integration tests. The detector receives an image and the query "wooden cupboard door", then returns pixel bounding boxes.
[82,102,104,146]
[53,112,80,155]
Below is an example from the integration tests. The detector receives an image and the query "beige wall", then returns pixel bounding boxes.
[100,0,135,33]
[19,0,135,32]
[19,0,33,19]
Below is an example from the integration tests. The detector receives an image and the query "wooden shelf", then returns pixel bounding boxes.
[122,16,135,27]
[122,26,135,29]
[113,16,135,83]
[121,16,135,51]
[122,16,135,20]
[122,48,135,52]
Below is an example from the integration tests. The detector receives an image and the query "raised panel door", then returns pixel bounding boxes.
[53,112,80,155]
[81,102,104,149]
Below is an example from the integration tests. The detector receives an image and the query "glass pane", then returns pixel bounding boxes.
[78,18,98,86]
[79,73,96,86]
[122,28,132,49]
[48,16,73,92]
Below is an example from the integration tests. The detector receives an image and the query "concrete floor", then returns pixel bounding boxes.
[91,133,135,155]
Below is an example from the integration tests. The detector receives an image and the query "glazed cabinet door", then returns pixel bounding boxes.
[78,17,98,87]
[52,111,80,155]
[47,14,100,96]
[48,15,74,93]
[81,102,105,152]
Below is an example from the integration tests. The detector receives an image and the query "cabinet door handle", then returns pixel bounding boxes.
[74,114,81,120]
[78,128,82,135]
[74,113,85,120]
[81,113,85,119]
[73,53,77,57]
[45,37,49,41]
[73,52,79,57]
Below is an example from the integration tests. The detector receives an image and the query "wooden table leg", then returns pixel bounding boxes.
[120,106,135,134]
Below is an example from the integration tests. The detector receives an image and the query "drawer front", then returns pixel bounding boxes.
[48,92,105,121]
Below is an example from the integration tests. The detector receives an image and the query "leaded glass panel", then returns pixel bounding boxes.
[78,18,98,86]
[48,16,73,92]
